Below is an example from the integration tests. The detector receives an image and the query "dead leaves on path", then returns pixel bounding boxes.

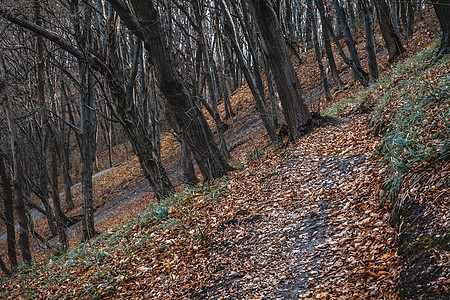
[188,115,398,299]
[0,115,399,299]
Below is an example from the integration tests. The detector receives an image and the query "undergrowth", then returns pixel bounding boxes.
[0,178,229,299]
[323,40,449,205]
[369,42,449,204]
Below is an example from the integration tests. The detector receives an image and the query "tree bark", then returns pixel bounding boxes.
[321,2,343,89]
[431,0,450,60]
[406,0,416,39]
[0,256,12,277]
[309,0,332,103]
[374,0,406,63]
[315,0,369,86]
[360,0,379,81]
[0,155,18,269]
[333,0,368,86]
[79,61,96,241]
[250,0,311,141]
[106,35,175,200]
[0,48,32,265]
[220,0,278,143]
[193,0,230,161]
[35,0,68,250]
[59,81,74,211]
[108,0,232,182]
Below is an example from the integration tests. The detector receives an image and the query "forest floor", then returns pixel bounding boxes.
[0,7,448,299]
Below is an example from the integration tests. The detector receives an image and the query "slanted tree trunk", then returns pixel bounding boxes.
[0,256,12,277]
[219,0,278,143]
[315,0,369,86]
[215,31,234,120]
[0,1,176,204]
[108,0,232,182]
[360,0,379,81]
[321,2,343,89]
[193,0,230,161]
[406,0,416,39]
[309,0,332,103]
[431,0,450,60]
[36,140,57,236]
[0,155,18,269]
[106,30,175,200]
[374,0,406,63]
[333,0,368,86]
[35,0,68,250]
[250,0,311,141]
[0,48,32,265]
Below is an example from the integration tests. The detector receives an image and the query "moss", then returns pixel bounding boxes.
[401,230,450,266]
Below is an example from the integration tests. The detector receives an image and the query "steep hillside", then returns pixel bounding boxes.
[0,7,447,299]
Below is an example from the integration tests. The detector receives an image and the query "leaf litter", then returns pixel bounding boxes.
[0,7,444,299]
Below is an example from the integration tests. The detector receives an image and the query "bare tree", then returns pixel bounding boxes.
[0,154,17,269]
[249,0,311,141]
[0,48,32,264]
[107,0,232,181]
[430,0,450,60]
[374,0,406,63]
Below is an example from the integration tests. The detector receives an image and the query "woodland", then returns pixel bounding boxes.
[0,0,448,299]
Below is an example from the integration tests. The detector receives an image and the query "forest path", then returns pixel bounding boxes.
[186,114,398,299]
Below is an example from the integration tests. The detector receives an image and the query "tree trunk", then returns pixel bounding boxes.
[0,256,12,277]
[431,0,450,60]
[35,0,68,249]
[220,0,278,143]
[417,0,422,21]
[193,0,230,161]
[321,3,343,89]
[108,0,232,182]
[406,0,416,39]
[50,134,69,250]
[315,0,369,86]
[0,48,32,265]
[0,155,18,269]
[59,81,74,211]
[79,62,96,241]
[391,0,400,34]
[216,33,234,120]
[374,0,406,63]
[333,0,368,86]
[360,0,379,81]
[309,0,332,103]
[263,55,280,129]
[106,28,175,201]
[250,0,311,141]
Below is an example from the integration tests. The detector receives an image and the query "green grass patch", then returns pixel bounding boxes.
[323,40,449,205]
[370,42,449,204]
[360,42,449,207]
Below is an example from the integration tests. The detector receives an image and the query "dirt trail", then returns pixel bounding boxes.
[188,114,398,299]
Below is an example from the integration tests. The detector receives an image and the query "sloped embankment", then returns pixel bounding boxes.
[330,42,449,298]
[369,44,449,298]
